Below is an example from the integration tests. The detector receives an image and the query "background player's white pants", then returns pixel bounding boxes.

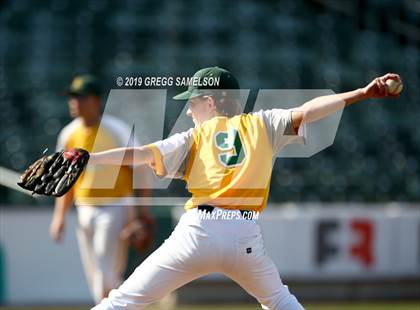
[77,204,130,303]
[92,207,304,310]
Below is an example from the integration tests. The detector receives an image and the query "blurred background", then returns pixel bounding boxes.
[0,0,419,309]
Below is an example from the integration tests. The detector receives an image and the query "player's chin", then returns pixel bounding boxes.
[69,109,80,118]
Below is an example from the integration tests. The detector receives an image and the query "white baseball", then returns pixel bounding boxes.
[385,79,403,95]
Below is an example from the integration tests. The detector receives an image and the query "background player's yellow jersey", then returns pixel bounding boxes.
[149,109,305,212]
[56,115,133,205]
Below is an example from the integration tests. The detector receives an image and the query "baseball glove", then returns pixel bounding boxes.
[120,214,156,253]
[17,148,90,197]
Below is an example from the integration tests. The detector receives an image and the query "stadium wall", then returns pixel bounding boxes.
[0,204,419,305]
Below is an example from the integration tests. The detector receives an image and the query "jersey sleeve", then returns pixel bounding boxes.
[101,115,138,147]
[56,130,67,151]
[147,129,194,179]
[255,109,306,154]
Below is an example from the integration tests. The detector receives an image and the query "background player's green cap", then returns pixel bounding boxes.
[67,74,102,97]
[173,66,239,100]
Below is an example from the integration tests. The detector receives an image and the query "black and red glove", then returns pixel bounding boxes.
[17,148,90,196]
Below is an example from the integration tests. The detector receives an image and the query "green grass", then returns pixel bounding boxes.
[1,302,419,310]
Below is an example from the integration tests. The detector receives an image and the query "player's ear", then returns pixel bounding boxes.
[207,96,217,111]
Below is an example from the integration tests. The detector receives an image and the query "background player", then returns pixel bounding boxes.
[49,75,153,304]
[82,67,402,310]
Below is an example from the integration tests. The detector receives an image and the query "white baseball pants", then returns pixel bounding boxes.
[77,204,130,303]
[92,207,304,310]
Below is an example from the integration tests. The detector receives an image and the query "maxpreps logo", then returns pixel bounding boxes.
[198,209,260,221]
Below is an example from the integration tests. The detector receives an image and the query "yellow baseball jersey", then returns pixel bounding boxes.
[57,115,133,205]
[148,109,305,212]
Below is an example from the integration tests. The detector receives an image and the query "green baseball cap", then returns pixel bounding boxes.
[173,66,239,100]
[67,74,102,97]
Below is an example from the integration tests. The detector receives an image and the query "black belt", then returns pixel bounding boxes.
[197,205,254,219]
